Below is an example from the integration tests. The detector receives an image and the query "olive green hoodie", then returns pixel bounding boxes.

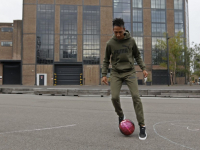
[102,30,146,77]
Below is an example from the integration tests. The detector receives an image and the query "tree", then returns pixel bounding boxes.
[191,43,200,77]
[155,31,186,85]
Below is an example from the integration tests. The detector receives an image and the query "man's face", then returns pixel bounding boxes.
[113,26,125,40]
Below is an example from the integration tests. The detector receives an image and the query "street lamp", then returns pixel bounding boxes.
[166,33,170,86]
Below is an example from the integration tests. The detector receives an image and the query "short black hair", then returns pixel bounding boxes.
[112,18,124,28]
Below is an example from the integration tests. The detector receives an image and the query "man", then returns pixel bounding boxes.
[102,18,148,140]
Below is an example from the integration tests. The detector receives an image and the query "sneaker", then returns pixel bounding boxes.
[119,115,126,125]
[139,126,147,140]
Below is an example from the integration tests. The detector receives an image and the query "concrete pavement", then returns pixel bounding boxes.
[0,94,199,150]
[0,84,200,98]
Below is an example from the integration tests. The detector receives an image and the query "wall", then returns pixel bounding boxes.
[22,1,37,85]
[0,23,13,60]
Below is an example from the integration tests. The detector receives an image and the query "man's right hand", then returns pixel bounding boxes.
[102,76,108,85]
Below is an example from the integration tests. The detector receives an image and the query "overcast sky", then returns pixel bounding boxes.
[0,0,199,46]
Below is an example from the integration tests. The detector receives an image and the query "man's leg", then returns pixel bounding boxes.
[125,72,145,126]
[125,72,147,140]
[110,72,124,118]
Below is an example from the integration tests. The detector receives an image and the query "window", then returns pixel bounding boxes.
[83,6,100,64]
[185,0,189,47]
[133,23,143,36]
[152,23,166,36]
[36,5,55,64]
[176,71,185,77]
[151,10,166,37]
[1,27,13,32]
[132,1,143,36]
[132,0,142,8]
[114,0,131,32]
[1,42,12,46]
[151,0,166,64]
[60,5,77,62]
[133,9,142,22]
[175,24,183,34]
[151,0,165,9]
[174,10,184,37]
[174,11,183,23]
[151,10,166,23]
[174,0,183,10]
[133,37,144,61]
[152,37,166,50]
[152,50,167,65]
[152,37,166,65]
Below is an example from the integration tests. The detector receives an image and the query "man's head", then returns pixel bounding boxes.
[112,18,126,40]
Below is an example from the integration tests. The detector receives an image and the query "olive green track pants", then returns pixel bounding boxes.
[110,70,145,126]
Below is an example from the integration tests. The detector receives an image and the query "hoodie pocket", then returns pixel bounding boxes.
[115,61,133,71]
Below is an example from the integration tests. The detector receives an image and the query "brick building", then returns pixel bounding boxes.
[0,0,189,86]
[0,21,22,85]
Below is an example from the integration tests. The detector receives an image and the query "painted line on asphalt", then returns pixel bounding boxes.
[120,97,200,100]
[170,123,200,131]
[153,120,200,150]
[0,124,76,135]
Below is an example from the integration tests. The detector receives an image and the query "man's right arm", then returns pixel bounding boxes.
[102,44,111,85]
[102,44,111,77]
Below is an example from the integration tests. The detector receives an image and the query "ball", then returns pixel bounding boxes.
[119,119,135,136]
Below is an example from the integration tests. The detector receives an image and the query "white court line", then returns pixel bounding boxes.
[171,123,200,131]
[0,124,76,135]
[153,120,200,150]
[120,97,200,100]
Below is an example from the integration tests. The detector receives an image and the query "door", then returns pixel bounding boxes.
[3,62,21,85]
[55,64,82,85]
[152,70,168,85]
[39,75,44,85]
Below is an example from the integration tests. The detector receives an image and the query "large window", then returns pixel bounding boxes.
[151,0,165,9]
[152,37,166,65]
[1,27,13,32]
[185,0,189,47]
[114,0,131,32]
[133,37,144,61]
[174,0,183,10]
[36,5,55,64]
[151,1,166,65]
[132,8,143,36]
[60,5,77,62]
[83,6,100,64]
[1,42,12,46]
[132,0,143,58]
[174,4,184,36]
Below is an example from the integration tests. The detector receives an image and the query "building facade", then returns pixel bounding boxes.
[0,0,189,86]
[0,21,22,85]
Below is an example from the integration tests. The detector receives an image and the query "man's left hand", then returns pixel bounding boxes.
[143,70,148,78]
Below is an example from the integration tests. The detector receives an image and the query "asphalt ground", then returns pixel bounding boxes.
[0,84,200,90]
[0,94,199,150]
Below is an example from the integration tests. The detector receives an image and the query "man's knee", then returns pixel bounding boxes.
[131,93,140,100]
[111,94,120,101]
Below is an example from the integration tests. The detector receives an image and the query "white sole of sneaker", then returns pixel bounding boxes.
[139,133,147,140]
